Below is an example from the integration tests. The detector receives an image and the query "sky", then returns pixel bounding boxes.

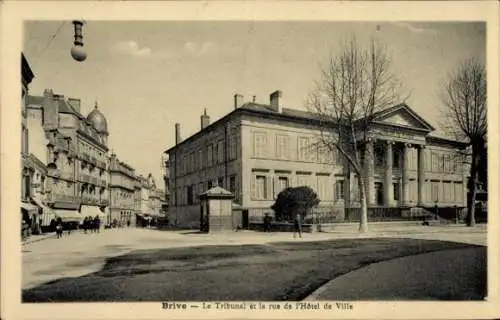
[23,21,486,185]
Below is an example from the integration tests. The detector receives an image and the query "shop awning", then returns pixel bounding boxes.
[31,196,56,226]
[53,209,83,222]
[21,202,38,212]
[31,195,50,212]
[80,205,103,218]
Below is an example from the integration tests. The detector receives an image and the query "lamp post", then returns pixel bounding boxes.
[71,20,87,62]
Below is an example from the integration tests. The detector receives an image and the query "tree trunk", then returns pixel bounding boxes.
[358,176,368,233]
[466,151,480,227]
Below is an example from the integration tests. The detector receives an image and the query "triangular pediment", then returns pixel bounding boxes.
[373,104,435,132]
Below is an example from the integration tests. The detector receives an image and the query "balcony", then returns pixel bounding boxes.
[60,171,73,181]
[101,161,108,170]
[47,194,78,204]
[81,153,90,162]
[47,168,60,178]
[79,173,91,183]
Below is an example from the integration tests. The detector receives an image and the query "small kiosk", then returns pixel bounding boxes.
[199,186,234,233]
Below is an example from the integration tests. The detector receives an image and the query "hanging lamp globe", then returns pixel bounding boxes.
[71,20,87,62]
[71,45,87,62]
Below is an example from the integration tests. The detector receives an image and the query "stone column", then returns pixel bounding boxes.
[364,139,375,206]
[401,143,411,206]
[417,145,426,206]
[384,140,394,206]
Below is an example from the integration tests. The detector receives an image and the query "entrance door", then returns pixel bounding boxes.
[242,210,249,229]
[375,182,384,205]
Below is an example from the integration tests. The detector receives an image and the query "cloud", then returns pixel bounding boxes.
[393,22,438,34]
[183,41,218,58]
[113,41,153,58]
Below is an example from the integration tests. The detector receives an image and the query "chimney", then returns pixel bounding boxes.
[270,90,283,113]
[175,123,181,145]
[200,108,210,130]
[234,93,244,109]
[43,89,58,130]
[252,95,256,103]
[68,98,81,113]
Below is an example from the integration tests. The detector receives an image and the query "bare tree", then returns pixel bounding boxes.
[305,37,406,233]
[440,58,486,227]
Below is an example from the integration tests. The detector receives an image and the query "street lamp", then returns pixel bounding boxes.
[71,20,87,62]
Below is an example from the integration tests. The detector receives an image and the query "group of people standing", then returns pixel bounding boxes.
[82,215,101,234]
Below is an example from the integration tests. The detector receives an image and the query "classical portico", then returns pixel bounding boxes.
[361,104,436,208]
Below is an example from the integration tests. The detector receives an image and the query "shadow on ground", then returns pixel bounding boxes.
[22,238,485,302]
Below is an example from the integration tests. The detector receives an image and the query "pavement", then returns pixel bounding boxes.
[305,246,486,300]
[22,223,487,291]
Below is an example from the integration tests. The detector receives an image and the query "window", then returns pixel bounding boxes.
[298,137,310,161]
[278,176,289,192]
[431,181,440,202]
[275,135,289,160]
[254,175,267,200]
[213,143,219,164]
[229,175,236,194]
[253,132,267,158]
[198,149,203,169]
[393,182,400,201]
[439,155,445,172]
[218,177,224,188]
[393,150,400,168]
[335,180,344,200]
[375,146,384,167]
[199,182,204,195]
[431,152,438,172]
[443,181,452,201]
[229,134,237,160]
[335,149,343,165]
[218,141,224,163]
[208,180,213,189]
[296,174,310,187]
[207,145,213,167]
[454,182,463,202]
[318,147,331,164]
[317,175,329,200]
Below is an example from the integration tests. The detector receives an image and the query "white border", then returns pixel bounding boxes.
[1,1,499,320]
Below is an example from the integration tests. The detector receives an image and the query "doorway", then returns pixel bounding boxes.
[375,182,384,205]
[242,210,249,229]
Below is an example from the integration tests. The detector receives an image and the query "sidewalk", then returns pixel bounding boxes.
[22,233,56,245]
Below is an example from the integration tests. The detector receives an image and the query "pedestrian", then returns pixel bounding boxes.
[293,212,302,239]
[95,215,101,233]
[55,221,63,239]
[127,219,131,228]
[83,217,88,234]
[263,213,272,232]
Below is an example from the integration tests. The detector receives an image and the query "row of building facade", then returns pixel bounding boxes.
[164,90,470,228]
[21,53,166,234]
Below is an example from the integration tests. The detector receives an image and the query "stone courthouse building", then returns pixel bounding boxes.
[165,91,468,228]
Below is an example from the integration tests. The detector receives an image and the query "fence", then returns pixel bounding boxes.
[247,206,430,224]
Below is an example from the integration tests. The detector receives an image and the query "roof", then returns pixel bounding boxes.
[199,186,234,199]
[87,103,108,134]
[21,53,35,85]
[371,103,436,132]
[165,102,324,153]
[164,100,464,154]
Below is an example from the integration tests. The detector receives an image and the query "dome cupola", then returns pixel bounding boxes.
[87,101,108,135]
